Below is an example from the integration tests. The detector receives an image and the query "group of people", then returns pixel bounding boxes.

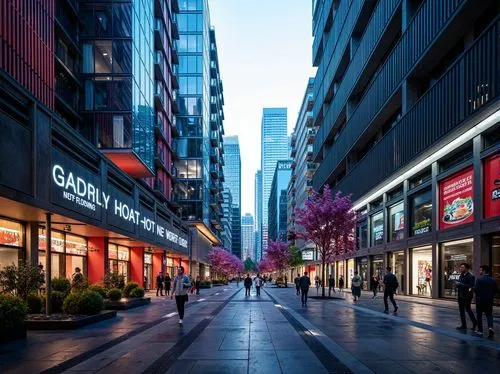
[243,273,263,296]
[156,272,202,298]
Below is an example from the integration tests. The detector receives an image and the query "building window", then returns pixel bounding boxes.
[411,246,432,297]
[389,202,404,241]
[410,189,432,236]
[442,238,474,299]
[38,230,66,279]
[371,255,384,281]
[94,41,112,73]
[108,244,130,282]
[356,219,367,249]
[409,168,431,189]
[388,251,405,294]
[0,219,23,270]
[370,212,384,246]
[83,44,94,73]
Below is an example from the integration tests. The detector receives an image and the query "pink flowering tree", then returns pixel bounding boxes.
[229,254,244,276]
[266,240,291,279]
[295,185,356,297]
[257,256,274,274]
[208,247,232,278]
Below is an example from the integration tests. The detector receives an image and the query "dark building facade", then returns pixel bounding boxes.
[312,0,500,302]
[268,160,292,242]
[0,0,219,286]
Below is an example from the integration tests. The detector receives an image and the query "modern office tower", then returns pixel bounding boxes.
[261,108,288,253]
[0,0,192,285]
[223,136,242,257]
[175,1,225,254]
[268,161,292,242]
[288,78,315,253]
[311,0,500,300]
[241,213,255,260]
[254,170,263,261]
[221,190,233,251]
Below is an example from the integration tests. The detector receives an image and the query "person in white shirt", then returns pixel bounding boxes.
[171,266,191,325]
[255,273,263,296]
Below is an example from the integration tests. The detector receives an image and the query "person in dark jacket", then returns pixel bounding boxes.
[244,274,252,296]
[328,274,336,296]
[294,274,301,295]
[383,267,398,313]
[338,275,345,292]
[164,274,171,296]
[474,265,497,338]
[299,272,311,306]
[195,275,201,295]
[370,276,379,299]
[156,272,164,297]
[455,263,477,330]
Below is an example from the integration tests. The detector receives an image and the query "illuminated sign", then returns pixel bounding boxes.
[302,250,314,260]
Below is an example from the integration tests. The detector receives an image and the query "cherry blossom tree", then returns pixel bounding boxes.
[295,185,356,297]
[266,240,291,278]
[257,256,274,274]
[208,247,243,279]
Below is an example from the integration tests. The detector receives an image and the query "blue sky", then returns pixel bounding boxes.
[209,0,317,216]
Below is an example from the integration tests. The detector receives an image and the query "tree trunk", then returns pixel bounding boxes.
[321,260,326,298]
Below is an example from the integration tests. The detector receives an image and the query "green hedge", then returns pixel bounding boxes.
[88,285,107,299]
[123,282,139,297]
[51,291,66,313]
[26,293,43,314]
[63,291,104,315]
[52,278,71,296]
[129,287,145,298]
[107,288,122,301]
[0,295,28,342]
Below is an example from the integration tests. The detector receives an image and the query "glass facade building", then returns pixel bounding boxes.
[241,213,255,261]
[221,190,233,251]
[268,161,292,242]
[254,170,263,261]
[261,108,288,253]
[222,136,242,258]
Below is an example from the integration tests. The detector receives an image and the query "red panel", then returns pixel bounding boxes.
[88,237,106,285]
[153,252,164,277]
[484,153,500,219]
[439,167,474,230]
[130,247,144,284]
[103,151,154,178]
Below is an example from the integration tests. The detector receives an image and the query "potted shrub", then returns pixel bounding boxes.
[0,294,28,343]
[26,293,43,314]
[129,287,145,298]
[122,282,139,298]
[107,288,122,301]
[89,284,107,299]
[63,290,104,315]
[104,271,125,290]
[0,263,43,300]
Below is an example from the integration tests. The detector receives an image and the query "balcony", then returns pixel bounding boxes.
[291,173,297,181]
[154,51,164,81]
[210,131,219,146]
[307,129,316,144]
[55,3,78,45]
[55,41,79,79]
[210,181,219,193]
[306,146,313,161]
[210,196,219,208]
[172,89,179,114]
[154,18,165,52]
[306,94,313,111]
[154,0,163,18]
[306,113,313,128]
[291,160,296,170]
[219,169,225,182]
[154,178,165,195]
[291,148,296,157]
[210,164,219,178]
[291,135,296,147]
[171,13,180,40]
[171,40,179,64]
[168,165,178,179]
[171,64,179,89]
[171,0,180,13]
[210,60,217,78]
[210,213,220,225]
[318,20,499,199]
[210,114,218,131]
[154,120,167,142]
[171,115,179,137]
[210,149,219,164]
[171,139,179,160]
[210,79,217,95]
[154,148,166,171]
[154,82,165,111]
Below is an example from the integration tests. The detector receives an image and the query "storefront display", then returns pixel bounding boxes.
[0,219,23,269]
[371,255,384,283]
[347,258,355,287]
[357,257,368,290]
[336,260,345,287]
[371,212,384,246]
[442,238,474,298]
[144,253,153,290]
[411,189,432,236]
[484,153,500,218]
[440,167,474,229]
[389,202,404,241]
[109,243,130,281]
[388,251,405,294]
[412,246,432,297]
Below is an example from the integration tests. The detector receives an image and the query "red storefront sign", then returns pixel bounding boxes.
[439,167,474,230]
[484,153,500,219]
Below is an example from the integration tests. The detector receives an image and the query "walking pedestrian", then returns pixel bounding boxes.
[294,273,301,295]
[236,274,240,287]
[195,275,201,295]
[299,272,311,306]
[244,273,252,296]
[165,273,171,296]
[171,266,191,325]
[144,275,149,292]
[351,271,362,301]
[328,274,336,296]
[339,275,344,293]
[314,275,320,295]
[255,273,262,296]
[474,265,497,338]
[370,276,379,298]
[383,267,398,314]
[455,263,477,331]
[156,271,164,297]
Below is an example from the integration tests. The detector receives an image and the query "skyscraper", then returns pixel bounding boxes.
[268,161,292,242]
[254,170,263,261]
[223,136,242,258]
[221,190,233,251]
[241,213,255,261]
[176,2,225,258]
[261,108,288,253]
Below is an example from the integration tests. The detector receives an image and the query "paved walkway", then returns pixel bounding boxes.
[1,283,499,374]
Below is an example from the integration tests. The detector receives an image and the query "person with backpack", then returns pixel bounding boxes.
[255,273,263,296]
[455,263,477,331]
[383,266,399,314]
[294,273,301,295]
[351,271,362,301]
[338,275,345,293]
[244,274,252,296]
[299,272,311,306]
[171,266,191,325]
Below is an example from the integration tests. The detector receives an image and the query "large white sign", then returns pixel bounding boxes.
[52,164,188,248]
[302,250,314,261]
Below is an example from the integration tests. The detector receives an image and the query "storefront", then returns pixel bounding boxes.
[336,260,345,287]
[108,244,130,281]
[144,253,153,290]
[441,238,474,298]
[388,251,405,294]
[0,218,24,269]
[347,258,355,287]
[371,254,384,281]
[492,236,500,305]
[411,246,432,297]
[356,257,368,290]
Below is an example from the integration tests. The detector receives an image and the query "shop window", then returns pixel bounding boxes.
[356,219,368,249]
[370,212,384,246]
[388,251,405,294]
[357,258,368,290]
[0,247,20,270]
[442,239,474,299]
[389,202,404,241]
[371,255,385,282]
[65,234,88,256]
[0,219,23,247]
[411,246,432,297]
[387,186,403,201]
[409,168,431,189]
[410,189,432,236]
[108,244,130,281]
[370,198,383,211]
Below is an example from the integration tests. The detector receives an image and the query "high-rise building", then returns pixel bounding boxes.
[221,190,233,251]
[268,161,292,242]
[223,136,242,258]
[0,0,193,287]
[311,0,500,299]
[241,213,255,260]
[261,108,288,253]
[175,1,226,264]
[288,78,315,255]
[254,170,263,261]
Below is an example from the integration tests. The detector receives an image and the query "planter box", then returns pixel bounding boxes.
[199,285,212,289]
[0,325,27,344]
[104,297,151,310]
[26,310,116,330]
